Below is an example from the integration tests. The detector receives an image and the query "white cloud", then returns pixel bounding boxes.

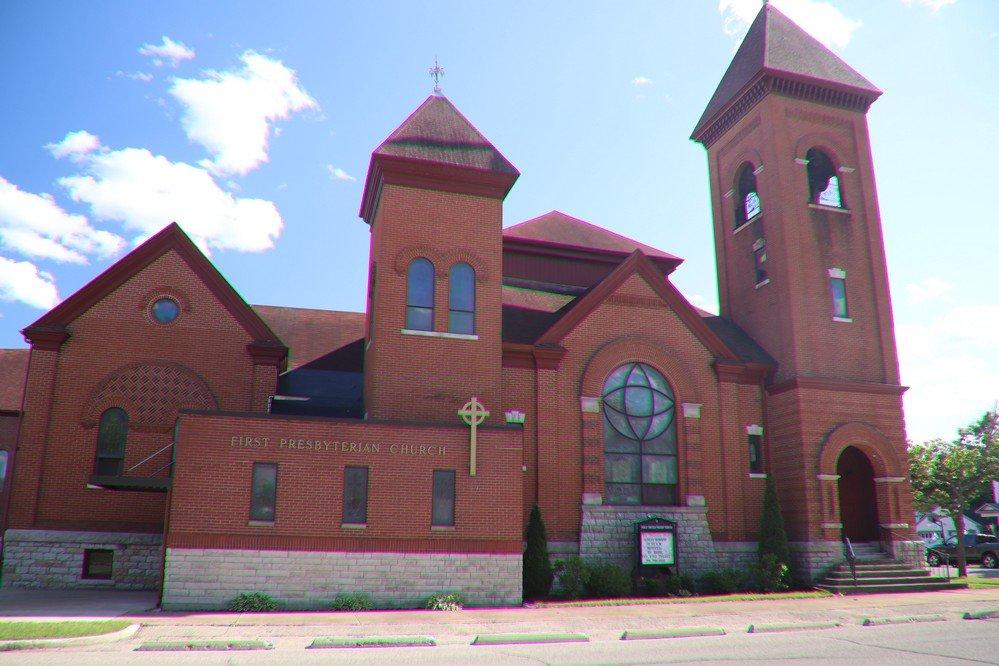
[116,70,154,83]
[689,293,720,315]
[170,51,318,176]
[45,130,101,161]
[632,76,653,87]
[898,303,999,442]
[0,256,59,309]
[327,165,356,182]
[901,0,956,11]
[139,36,195,68]
[719,0,862,50]
[59,147,283,254]
[0,175,123,264]
[905,276,953,304]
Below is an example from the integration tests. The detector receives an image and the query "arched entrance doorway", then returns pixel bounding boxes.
[837,446,879,542]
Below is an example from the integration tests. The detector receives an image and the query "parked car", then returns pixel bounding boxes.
[926,533,998,568]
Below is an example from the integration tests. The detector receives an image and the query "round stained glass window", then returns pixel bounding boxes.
[151,297,179,324]
[602,363,675,442]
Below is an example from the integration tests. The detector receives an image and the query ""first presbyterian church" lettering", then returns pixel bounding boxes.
[228,436,445,456]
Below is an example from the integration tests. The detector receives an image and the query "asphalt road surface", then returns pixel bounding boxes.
[4,617,997,665]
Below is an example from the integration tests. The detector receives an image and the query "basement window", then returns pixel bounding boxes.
[82,549,113,580]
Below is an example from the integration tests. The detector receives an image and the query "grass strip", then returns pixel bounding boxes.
[536,590,830,608]
[963,577,999,589]
[963,609,999,620]
[472,632,589,646]
[862,614,945,627]
[0,620,132,641]
[621,627,726,640]
[136,639,273,651]
[309,636,436,648]
[747,621,840,633]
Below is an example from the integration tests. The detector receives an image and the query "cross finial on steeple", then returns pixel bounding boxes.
[429,56,445,95]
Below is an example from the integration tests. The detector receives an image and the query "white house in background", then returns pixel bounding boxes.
[915,510,984,543]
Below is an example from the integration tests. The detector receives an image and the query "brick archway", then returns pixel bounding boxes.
[837,446,879,541]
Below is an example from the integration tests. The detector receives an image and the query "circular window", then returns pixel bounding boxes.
[151,297,179,324]
[602,362,675,442]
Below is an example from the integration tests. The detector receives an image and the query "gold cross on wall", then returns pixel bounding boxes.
[458,397,489,476]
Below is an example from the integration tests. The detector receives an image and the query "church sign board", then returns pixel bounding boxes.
[636,517,677,569]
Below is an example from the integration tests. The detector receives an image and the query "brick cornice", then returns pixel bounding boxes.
[501,342,566,369]
[714,360,770,385]
[360,154,519,224]
[767,376,907,396]
[246,340,288,367]
[22,325,70,351]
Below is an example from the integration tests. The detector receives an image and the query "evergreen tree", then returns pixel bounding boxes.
[522,504,553,600]
[757,475,791,591]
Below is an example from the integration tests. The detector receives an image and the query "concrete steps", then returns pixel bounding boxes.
[815,543,967,594]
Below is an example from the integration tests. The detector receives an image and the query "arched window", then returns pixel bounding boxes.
[806,148,843,208]
[448,262,475,335]
[0,450,8,492]
[734,162,761,228]
[405,258,435,331]
[602,363,678,506]
[95,408,128,476]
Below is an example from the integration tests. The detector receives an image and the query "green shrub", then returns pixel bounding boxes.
[425,592,463,611]
[583,561,632,598]
[523,505,554,600]
[697,569,746,595]
[758,476,792,592]
[331,592,373,611]
[228,592,280,612]
[553,556,586,599]
[638,571,695,597]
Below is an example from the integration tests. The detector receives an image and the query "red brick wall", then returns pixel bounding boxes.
[364,184,505,425]
[167,412,523,553]
[0,412,19,531]
[8,250,274,533]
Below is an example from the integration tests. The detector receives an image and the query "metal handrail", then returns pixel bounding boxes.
[843,537,858,585]
[925,545,952,581]
[125,441,174,474]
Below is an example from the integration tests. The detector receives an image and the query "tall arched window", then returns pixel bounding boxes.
[448,262,475,335]
[0,450,8,492]
[405,258,435,331]
[734,162,761,228]
[602,363,678,506]
[95,408,128,476]
[806,148,843,208]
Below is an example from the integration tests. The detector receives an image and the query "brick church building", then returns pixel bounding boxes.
[0,5,922,608]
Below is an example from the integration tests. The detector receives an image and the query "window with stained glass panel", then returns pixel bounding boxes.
[602,363,678,506]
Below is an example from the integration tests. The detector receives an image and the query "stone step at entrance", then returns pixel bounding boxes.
[816,552,968,594]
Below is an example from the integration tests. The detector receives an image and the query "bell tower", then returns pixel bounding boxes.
[359,95,519,423]
[692,4,918,567]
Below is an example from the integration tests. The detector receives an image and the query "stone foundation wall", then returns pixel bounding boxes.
[789,540,843,581]
[712,541,758,572]
[1,529,162,590]
[579,506,717,578]
[889,540,926,567]
[161,548,522,610]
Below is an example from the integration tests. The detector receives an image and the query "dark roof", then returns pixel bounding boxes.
[504,211,681,262]
[701,316,776,366]
[502,305,566,345]
[253,306,364,370]
[374,95,518,175]
[0,348,29,412]
[693,3,881,139]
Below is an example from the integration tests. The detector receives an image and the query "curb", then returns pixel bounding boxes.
[136,639,273,651]
[472,632,589,646]
[962,609,999,620]
[862,614,946,627]
[0,623,140,651]
[622,627,726,640]
[747,621,840,633]
[308,636,436,648]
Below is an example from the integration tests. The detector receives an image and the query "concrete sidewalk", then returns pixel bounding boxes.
[0,588,158,619]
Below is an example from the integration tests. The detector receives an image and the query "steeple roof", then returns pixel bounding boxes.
[504,211,680,263]
[692,3,881,142]
[373,95,518,175]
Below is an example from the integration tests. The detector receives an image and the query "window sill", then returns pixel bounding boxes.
[808,203,851,215]
[832,316,853,323]
[401,329,478,341]
[341,523,367,529]
[431,525,456,531]
[754,278,771,289]
[732,213,761,236]
[748,473,767,479]
[247,520,274,527]
[821,522,843,529]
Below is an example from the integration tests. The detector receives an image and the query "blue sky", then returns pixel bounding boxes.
[0,0,995,443]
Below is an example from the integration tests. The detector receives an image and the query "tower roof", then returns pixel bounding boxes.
[692,3,881,142]
[373,95,518,175]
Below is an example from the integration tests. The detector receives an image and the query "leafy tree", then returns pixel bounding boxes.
[909,409,999,577]
[522,504,553,600]
[757,475,791,591]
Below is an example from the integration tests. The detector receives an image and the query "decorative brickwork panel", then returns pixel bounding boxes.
[84,362,218,428]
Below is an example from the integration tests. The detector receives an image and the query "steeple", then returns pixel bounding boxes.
[692,3,881,146]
